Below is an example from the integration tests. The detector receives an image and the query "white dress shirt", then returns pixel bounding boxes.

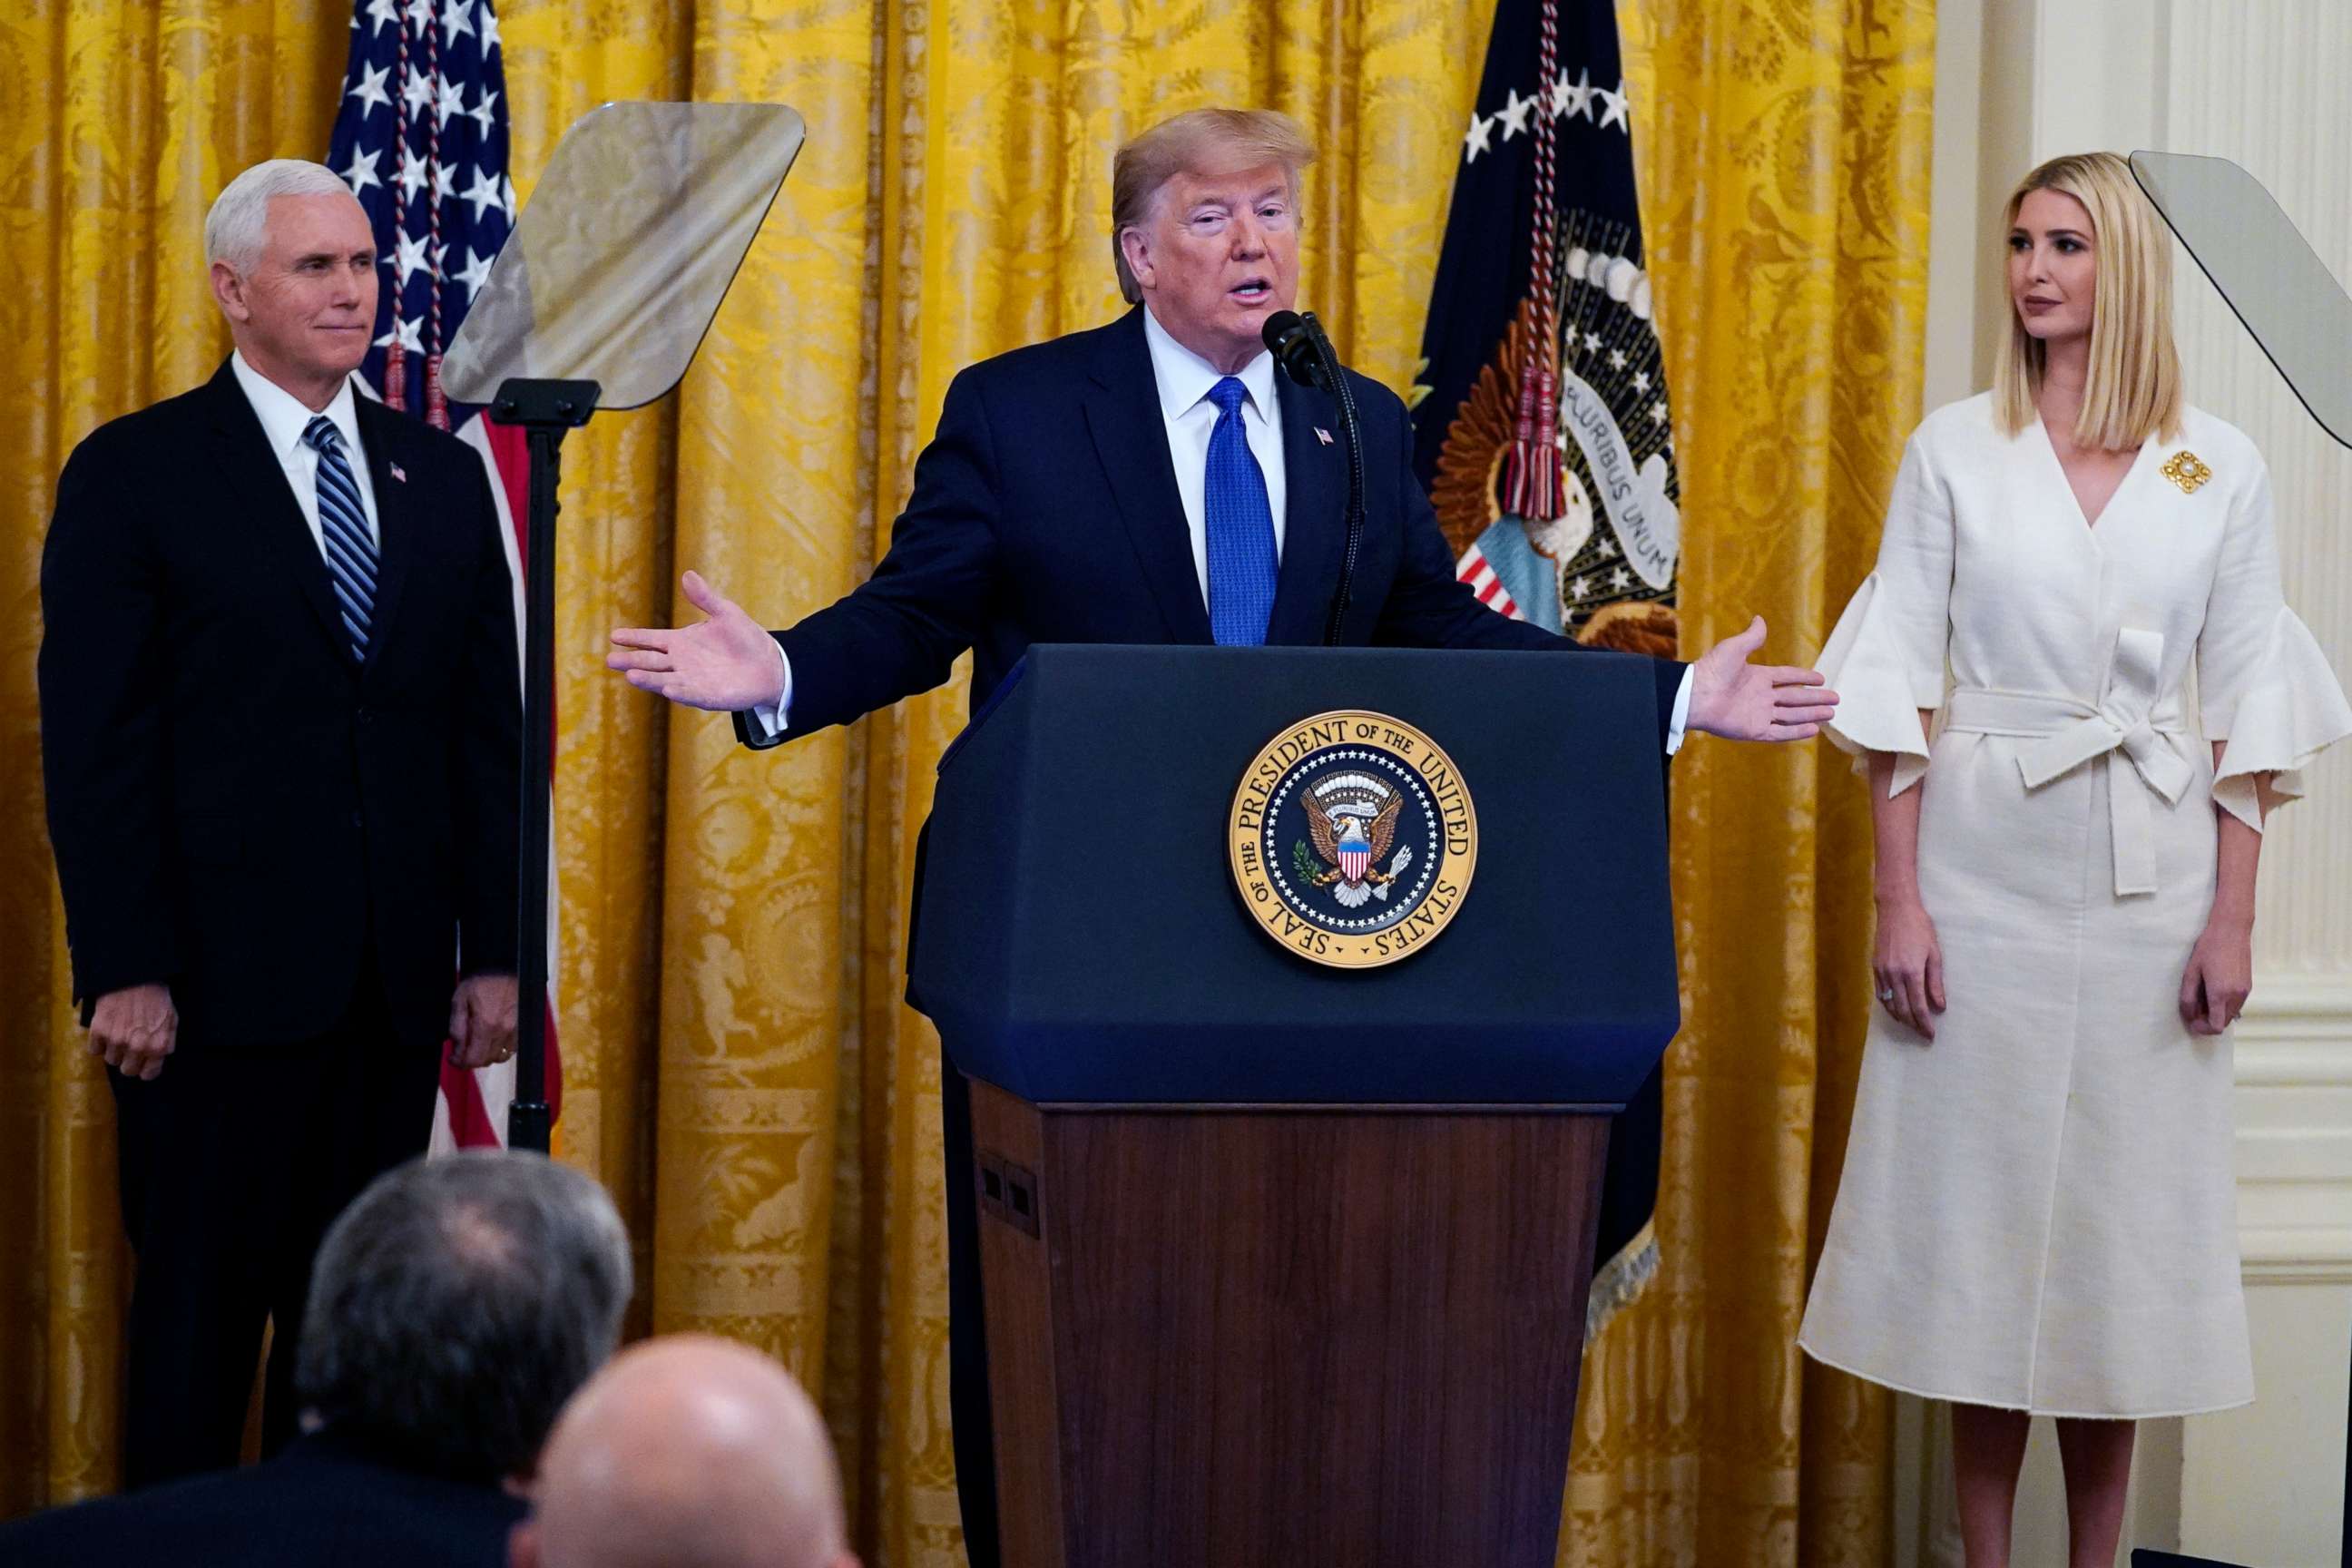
[229,351,381,554]
[752,309,1690,750]
[1142,307,1288,595]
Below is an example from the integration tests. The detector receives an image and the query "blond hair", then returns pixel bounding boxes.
[1111,109,1317,303]
[1993,152,2184,449]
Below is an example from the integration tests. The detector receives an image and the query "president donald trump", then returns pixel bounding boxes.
[607,107,1835,1566]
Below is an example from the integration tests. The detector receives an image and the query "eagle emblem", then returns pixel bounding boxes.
[1230,710,1477,969]
[1298,773,1414,909]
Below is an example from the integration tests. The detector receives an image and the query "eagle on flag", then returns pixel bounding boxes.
[1413,0,1680,660]
[1409,0,1675,1339]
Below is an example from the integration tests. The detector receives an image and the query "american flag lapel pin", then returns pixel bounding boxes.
[390,461,407,483]
[1314,426,1334,446]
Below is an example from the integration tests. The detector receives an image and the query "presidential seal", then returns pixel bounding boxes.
[1228,711,1477,969]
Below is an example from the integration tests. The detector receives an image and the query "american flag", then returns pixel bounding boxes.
[327,0,560,1151]
[1455,542,1525,621]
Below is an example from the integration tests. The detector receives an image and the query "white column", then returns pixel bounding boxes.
[2163,5,2352,1561]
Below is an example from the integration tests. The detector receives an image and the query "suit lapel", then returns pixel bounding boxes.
[1265,373,1344,645]
[204,363,351,664]
[352,397,413,680]
[1086,309,1212,644]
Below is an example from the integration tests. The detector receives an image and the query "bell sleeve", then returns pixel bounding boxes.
[1818,428,1955,798]
[2198,459,2352,830]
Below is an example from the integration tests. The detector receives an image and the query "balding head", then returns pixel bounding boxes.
[511,1336,855,1568]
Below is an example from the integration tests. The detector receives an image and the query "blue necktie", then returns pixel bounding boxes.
[303,416,377,661]
[1202,377,1278,646]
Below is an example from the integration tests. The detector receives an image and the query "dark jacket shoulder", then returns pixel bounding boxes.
[0,1434,525,1568]
[956,311,1131,397]
[953,308,1406,436]
[64,364,485,479]
[62,377,223,468]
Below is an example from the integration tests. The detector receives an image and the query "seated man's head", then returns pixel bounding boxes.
[294,1151,634,1486]
[510,1335,856,1568]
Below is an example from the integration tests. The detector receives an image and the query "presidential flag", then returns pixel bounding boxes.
[1411,0,1675,1338]
[1414,0,1680,659]
[327,0,558,1150]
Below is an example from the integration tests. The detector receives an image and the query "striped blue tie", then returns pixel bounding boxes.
[303,416,377,661]
[1202,377,1278,646]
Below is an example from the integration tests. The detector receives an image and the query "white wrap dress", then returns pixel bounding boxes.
[1797,394,2352,1416]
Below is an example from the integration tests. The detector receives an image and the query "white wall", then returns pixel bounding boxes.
[1907,2,2352,1562]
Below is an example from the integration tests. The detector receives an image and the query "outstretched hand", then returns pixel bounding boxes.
[1686,615,1838,742]
[607,571,783,712]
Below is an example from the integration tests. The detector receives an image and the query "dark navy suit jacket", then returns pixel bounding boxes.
[738,306,1685,747]
[39,361,522,1050]
[0,1433,526,1567]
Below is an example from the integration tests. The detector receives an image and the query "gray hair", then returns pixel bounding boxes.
[204,158,358,271]
[295,1151,633,1485]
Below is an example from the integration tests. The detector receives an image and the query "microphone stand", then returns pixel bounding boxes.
[1264,310,1367,645]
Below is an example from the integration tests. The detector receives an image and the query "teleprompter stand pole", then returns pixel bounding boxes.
[487,377,599,1154]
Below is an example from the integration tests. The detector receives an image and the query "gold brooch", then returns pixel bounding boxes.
[2161,450,2213,495]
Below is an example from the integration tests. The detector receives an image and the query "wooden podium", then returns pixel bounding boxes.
[909,645,1678,1568]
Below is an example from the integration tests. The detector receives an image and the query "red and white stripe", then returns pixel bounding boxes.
[1456,544,1526,622]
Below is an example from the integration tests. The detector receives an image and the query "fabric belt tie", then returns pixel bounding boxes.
[1942,628,2190,897]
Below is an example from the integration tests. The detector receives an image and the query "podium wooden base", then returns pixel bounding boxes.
[968,1079,1612,1568]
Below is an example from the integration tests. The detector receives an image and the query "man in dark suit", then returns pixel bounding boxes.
[36,158,523,1488]
[0,1151,634,1568]
[605,108,1838,1564]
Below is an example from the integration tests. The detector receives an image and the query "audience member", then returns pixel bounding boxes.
[0,1151,631,1567]
[511,1335,856,1568]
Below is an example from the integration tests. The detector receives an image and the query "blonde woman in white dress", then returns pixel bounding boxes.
[1798,152,2352,1568]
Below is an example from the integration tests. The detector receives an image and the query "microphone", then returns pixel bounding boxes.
[1262,309,1328,390]
[1260,310,1365,645]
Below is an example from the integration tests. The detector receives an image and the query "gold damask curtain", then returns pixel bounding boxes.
[0,1,1933,1563]
[1573,4,1936,1562]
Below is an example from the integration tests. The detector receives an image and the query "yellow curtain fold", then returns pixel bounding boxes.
[0,1,351,1509]
[1563,4,1936,1564]
[0,1,1934,1562]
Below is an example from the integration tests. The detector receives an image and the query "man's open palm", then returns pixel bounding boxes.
[608,572,782,712]
[1686,615,1838,742]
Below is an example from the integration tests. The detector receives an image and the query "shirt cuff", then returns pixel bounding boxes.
[746,640,792,738]
[1665,666,1693,755]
